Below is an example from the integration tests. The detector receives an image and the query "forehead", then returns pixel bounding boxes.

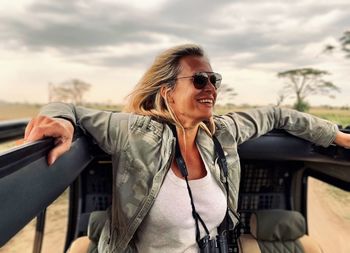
[178,56,212,75]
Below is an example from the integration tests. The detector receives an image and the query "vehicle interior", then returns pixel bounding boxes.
[0,119,350,253]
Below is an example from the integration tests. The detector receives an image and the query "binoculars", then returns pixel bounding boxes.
[198,234,228,253]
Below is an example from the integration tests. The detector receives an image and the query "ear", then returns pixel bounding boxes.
[160,86,174,103]
[160,85,167,99]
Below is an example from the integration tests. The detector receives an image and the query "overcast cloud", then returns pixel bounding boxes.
[0,0,349,105]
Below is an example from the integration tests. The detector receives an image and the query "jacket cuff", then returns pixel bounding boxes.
[318,123,339,147]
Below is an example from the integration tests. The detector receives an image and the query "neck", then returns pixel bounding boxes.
[176,124,199,155]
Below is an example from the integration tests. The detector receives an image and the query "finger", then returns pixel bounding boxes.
[24,119,34,140]
[25,116,50,141]
[26,122,66,142]
[26,126,50,142]
[15,139,25,146]
[47,139,72,165]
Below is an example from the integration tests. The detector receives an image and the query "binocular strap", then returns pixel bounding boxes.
[170,124,230,246]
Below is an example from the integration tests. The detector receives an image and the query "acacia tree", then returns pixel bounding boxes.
[277,68,340,112]
[340,30,350,58]
[324,30,350,58]
[49,79,91,104]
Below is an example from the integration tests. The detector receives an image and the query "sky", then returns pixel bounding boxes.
[0,0,349,106]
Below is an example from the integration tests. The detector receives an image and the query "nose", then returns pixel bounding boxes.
[204,79,217,90]
[203,81,217,94]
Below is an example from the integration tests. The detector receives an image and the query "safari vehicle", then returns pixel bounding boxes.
[0,118,350,253]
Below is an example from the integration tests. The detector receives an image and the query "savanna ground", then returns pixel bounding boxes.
[0,103,349,253]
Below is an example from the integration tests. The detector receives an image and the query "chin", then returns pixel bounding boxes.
[188,108,213,124]
[198,112,213,122]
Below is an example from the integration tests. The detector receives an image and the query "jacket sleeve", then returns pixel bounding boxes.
[39,102,130,154]
[219,106,338,147]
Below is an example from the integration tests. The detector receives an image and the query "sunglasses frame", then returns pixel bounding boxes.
[175,72,222,89]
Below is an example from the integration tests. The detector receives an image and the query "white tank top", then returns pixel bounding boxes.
[135,159,227,253]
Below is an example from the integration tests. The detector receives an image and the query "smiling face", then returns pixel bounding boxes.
[167,56,217,128]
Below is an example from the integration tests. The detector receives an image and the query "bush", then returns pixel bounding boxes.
[293,100,310,112]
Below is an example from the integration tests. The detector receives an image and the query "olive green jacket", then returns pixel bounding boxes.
[40,103,338,253]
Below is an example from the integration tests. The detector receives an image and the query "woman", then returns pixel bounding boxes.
[25,44,350,253]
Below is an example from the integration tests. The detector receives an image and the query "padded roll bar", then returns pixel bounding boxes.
[0,118,29,142]
[0,136,94,246]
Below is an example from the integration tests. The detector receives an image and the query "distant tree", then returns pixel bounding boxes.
[276,91,286,106]
[324,30,350,58]
[51,84,72,103]
[340,30,350,58]
[49,79,91,105]
[277,68,340,112]
[217,84,238,105]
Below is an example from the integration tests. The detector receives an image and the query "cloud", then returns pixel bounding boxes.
[0,0,349,70]
[0,1,158,50]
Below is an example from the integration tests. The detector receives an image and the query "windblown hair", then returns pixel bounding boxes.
[123,44,215,134]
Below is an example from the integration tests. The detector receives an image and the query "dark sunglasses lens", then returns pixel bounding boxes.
[192,72,222,89]
[193,73,209,89]
[209,75,217,87]
[211,73,222,89]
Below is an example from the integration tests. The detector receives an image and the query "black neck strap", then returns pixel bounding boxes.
[212,135,230,236]
[169,125,230,244]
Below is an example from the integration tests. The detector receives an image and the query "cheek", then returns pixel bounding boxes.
[180,93,196,108]
[171,86,192,104]
[170,84,202,113]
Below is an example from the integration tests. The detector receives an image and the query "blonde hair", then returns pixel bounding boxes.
[123,44,215,135]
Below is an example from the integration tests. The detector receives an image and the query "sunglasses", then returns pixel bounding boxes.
[175,72,222,89]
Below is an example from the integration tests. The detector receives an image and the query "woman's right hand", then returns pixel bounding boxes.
[24,115,74,165]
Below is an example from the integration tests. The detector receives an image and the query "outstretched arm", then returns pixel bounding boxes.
[220,106,339,147]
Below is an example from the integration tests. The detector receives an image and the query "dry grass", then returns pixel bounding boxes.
[0,103,40,120]
[0,103,124,121]
[1,102,347,124]
[214,105,350,127]
[309,107,350,127]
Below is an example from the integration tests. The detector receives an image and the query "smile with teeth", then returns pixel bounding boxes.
[198,99,213,104]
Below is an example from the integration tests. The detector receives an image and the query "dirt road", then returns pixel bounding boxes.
[308,178,350,253]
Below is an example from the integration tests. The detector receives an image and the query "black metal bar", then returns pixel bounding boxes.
[0,136,94,247]
[33,209,46,253]
[0,118,29,142]
[64,178,81,252]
